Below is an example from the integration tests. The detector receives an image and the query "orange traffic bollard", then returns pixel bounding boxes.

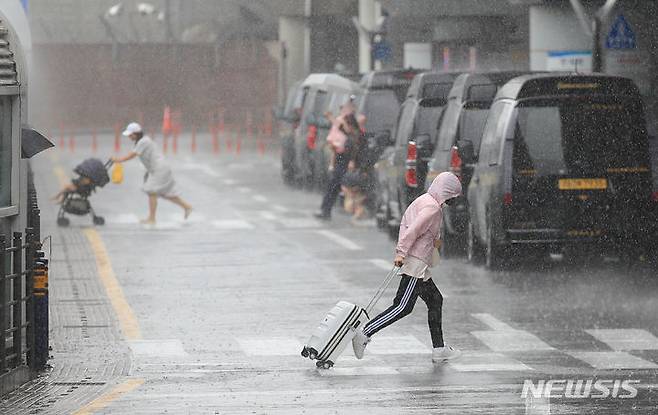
[114,123,121,153]
[69,134,75,153]
[92,130,98,153]
[191,126,197,153]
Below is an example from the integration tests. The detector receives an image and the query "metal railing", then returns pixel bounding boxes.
[0,168,48,377]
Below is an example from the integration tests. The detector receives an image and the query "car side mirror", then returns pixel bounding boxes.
[456,139,476,164]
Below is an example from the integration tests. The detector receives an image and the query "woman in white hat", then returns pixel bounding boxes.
[112,122,192,224]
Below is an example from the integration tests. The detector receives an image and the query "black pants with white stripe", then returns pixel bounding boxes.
[362,275,444,348]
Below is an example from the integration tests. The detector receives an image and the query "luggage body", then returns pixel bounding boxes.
[301,301,369,369]
[302,266,400,369]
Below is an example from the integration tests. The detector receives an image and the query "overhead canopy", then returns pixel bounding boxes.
[21,127,54,159]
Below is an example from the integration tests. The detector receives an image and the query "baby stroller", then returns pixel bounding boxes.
[57,158,112,227]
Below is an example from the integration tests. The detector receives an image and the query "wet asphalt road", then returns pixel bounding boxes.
[14,136,658,413]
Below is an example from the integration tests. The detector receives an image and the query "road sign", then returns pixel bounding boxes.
[372,40,392,61]
[606,14,636,50]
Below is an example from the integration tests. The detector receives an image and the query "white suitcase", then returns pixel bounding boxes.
[302,266,399,369]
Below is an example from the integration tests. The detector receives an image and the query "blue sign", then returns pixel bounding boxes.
[21,0,28,12]
[606,14,636,49]
[372,40,392,61]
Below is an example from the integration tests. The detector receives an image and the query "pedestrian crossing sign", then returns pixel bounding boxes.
[606,14,636,50]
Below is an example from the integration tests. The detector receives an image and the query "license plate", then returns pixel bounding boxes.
[558,178,607,190]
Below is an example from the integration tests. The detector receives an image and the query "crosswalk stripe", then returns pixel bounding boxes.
[223,179,237,185]
[316,230,362,251]
[235,337,303,356]
[258,211,278,221]
[272,204,289,213]
[237,187,252,193]
[252,195,268,203]
[568,351,658,369]
[211,220,255,230]
[317,366,399,376]
[471,330,554,352]
[278,218,322,229]
[586,329,658,351]
[472,313,516,331]
[365,335,430,355]
[448,352,532,372]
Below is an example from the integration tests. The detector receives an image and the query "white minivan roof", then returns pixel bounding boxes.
[302,73,357,92]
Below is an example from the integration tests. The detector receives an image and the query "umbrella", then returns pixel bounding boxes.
[21,126,54,159]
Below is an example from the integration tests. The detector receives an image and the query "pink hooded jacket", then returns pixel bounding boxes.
[395,172,463,265]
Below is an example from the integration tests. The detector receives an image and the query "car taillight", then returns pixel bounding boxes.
[405,141,418,188]
[652,191,658,202]
[504,192,513,206]
[306,125,317,150]
[450,146,462,180]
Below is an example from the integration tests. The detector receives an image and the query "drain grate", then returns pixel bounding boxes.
[51,381,106,386]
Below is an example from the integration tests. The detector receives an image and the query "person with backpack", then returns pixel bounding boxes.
[351,172,463,363]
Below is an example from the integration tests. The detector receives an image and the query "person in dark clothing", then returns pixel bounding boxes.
[314,99,361,220]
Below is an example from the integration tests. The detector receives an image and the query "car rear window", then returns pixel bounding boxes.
[513,99,649,176]
[362,89,400,134]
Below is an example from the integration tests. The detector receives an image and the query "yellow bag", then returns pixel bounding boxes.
[111,163,124,184]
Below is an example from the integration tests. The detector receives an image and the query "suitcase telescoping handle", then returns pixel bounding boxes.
[365,266,401,315]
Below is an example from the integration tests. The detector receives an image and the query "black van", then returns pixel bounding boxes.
[374,72,458,235]
[426,72,531,255]
[465,74,656,268]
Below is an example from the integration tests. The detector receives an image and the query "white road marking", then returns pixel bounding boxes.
[236,337,303,356]
[258,211,278,221]
[366,335,430,355]
[105,213,140,224]
[211,220,255,230]
[278,218,322,228]
[317,366,399,376]
[568,351,658,370]
[272,204,289,213]
[237,187,252,194]
[252,195,268,203]
[223,179,237,185]
[472,313,516,331]
[471,330,554,352]
[586,329,658,351]
[448,352,532,372]
[369,259,393,271]
[178,163,221,178]
[128,339,187,357]
[316,230,362,251]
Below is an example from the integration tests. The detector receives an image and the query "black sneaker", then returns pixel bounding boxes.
[313,211,331,221]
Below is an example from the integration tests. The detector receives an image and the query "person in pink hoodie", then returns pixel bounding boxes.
[352,172,463,363]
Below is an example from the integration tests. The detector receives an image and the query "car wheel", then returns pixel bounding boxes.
[466,221,484,264]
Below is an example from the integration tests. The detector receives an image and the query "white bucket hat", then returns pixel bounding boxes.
[122,122,143,137]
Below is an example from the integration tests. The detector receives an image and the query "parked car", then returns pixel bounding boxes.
[374,72,458,237]
[465,74,656,268]
[293,73,358,190]
[276,81,305,185]
[355,70,420,214]
[425,71,531,255]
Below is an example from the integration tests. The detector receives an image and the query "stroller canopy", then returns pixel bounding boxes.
[74,158,110,188]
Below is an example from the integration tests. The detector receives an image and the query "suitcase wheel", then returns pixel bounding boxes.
[308,348,318,360]
[316,360,333,370]
[301,347,310,358]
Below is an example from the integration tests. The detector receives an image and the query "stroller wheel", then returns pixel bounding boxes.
[93,216,105,226]
[57,217,70,227]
